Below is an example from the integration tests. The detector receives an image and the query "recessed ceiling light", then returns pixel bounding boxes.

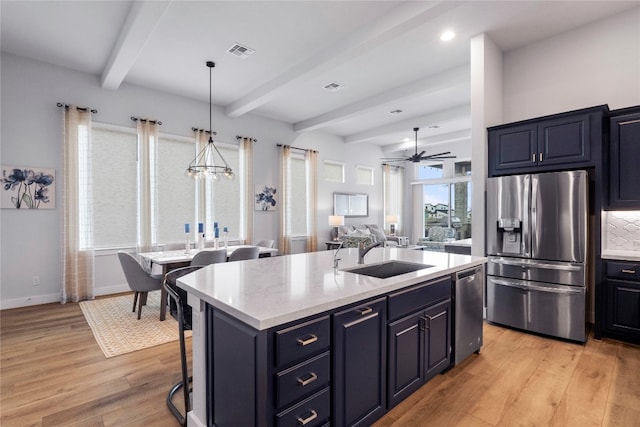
[389,109,403,115]
[227,43,255,59]
[440,30,455,42]
[323,82,344,92]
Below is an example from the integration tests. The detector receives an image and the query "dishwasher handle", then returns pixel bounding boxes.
[456,266,483,281]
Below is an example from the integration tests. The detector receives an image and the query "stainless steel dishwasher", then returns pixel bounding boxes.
[453,264,484,365]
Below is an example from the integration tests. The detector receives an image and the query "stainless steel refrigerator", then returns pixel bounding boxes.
[486,170,588,342]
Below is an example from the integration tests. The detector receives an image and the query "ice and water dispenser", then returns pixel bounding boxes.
[496,218,521,254]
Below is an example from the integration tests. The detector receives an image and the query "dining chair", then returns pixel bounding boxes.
[163,265,204,427]
[255,239,276,248]
[117,251,163,320]
[228,246,259,261]
[190,249,227,266]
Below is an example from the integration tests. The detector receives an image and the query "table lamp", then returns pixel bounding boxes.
[329,215,345,241]
[386,215,398,236]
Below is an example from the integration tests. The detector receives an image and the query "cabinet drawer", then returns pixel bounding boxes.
[606,261,640,281]
[275,387,330,427]
[388,277,451,321]
[276,352,330,409]
[275,316,330,367]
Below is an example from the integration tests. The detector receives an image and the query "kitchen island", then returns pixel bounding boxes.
[178,247,486,427]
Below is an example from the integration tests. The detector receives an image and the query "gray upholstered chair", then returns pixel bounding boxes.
[228,246,259,261]
[255,239,276,248]
[190,249,227,266]
[117,251,163,319]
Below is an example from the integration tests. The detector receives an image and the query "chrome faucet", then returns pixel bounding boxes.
[333,240,345,268]
[358,241,383,264]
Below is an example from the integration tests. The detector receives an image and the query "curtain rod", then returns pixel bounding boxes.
[131,116,162,125]
[236,135,257,143]
[192,127,216,136]
[277,144,318,153]
[57,102,97,114]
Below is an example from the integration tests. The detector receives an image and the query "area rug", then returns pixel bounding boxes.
[79,291,190,358]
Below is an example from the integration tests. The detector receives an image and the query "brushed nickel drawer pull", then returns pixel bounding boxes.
[297,372,318,386]
[532,153,536,162]
[539,152,543,162]
[297,409,318,425]
[296,335,318,346]
[357,307,373,316]
[622,269,636,274]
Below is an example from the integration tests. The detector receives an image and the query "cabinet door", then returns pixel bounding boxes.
[609,111,640,209]
[606,279,640,337]
[387,311,424,408]
[488,124,536,176]
[333,298,386,427]
[537,113,591,167]
[423,300,451,381]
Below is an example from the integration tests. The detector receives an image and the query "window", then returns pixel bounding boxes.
[383,165,404,234]
[323,160,344,183]
[156,134,196,244]
[202,143,241,239]
[86,123,244,249]
[417,159,472,243]
[91,124,138,248]
[355,165,374,185]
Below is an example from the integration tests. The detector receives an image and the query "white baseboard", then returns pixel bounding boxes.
[0,284,131,310]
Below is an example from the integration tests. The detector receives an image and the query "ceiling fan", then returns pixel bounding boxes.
[381,127,456,163]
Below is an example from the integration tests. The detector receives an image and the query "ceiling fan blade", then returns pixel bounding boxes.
[420,155,457,161]
[416,150,426,158]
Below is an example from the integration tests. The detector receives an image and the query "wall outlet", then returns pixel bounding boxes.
[32,276,40,286]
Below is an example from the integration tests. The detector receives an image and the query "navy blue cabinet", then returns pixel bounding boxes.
[604,261,640,344]
[333,298,387,427]
[206,274,458,426]
[387,277,451,408]
[488,106,606,177]
[607,107,640,210]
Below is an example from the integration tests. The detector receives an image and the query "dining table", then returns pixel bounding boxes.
[137,245,279,320]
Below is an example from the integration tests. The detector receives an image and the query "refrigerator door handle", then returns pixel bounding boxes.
[489,257,582,271]
[491,278,584,294]
[523,175,531,257]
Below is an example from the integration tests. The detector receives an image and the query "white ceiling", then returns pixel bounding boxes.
[1,0,636,154]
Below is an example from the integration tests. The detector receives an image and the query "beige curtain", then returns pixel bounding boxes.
[62,106,94,303]
[305,150,318,252]
[240,137,254,244]
[137,120,159,251]
[397,165,405,235]
[278,145,291,254]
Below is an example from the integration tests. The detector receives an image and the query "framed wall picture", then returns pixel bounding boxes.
[255,185,277,211]
[1,166,56,209]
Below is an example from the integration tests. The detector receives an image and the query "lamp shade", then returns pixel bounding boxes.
[386,215,399,224]
[329,215,345,226]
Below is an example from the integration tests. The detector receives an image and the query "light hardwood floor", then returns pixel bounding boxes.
[1,300,639,426]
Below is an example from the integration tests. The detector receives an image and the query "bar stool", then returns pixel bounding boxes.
[163,265,203,426]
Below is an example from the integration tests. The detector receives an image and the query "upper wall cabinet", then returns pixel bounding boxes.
[607,106,640,210]
[488,106,607,177]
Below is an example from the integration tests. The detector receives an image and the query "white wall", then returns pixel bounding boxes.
[503,8,640,122]
[0,53,385,308]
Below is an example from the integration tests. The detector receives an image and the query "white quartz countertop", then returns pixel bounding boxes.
[601,249,640,262]
[177,248,486,330]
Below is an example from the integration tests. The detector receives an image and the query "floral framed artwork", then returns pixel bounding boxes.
[255,185,277,211]
[1,166,56,209]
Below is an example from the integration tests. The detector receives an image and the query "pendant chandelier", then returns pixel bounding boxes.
[186,61,234,180]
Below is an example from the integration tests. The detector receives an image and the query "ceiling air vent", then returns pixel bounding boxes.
[323,82,344,92]
[227,43,255,59]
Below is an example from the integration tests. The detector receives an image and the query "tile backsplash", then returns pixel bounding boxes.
[603,211,640,251]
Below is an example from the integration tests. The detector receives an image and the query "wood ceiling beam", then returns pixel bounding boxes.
[101,1,170,90]
[343,104,470,145]
[294,66,470,133]
[225,1,464,118]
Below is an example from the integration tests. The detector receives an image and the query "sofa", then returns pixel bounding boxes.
[337,224,400,248]
[416,226,456,251]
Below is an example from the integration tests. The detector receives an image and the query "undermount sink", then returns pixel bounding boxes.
[343,260,434,279]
